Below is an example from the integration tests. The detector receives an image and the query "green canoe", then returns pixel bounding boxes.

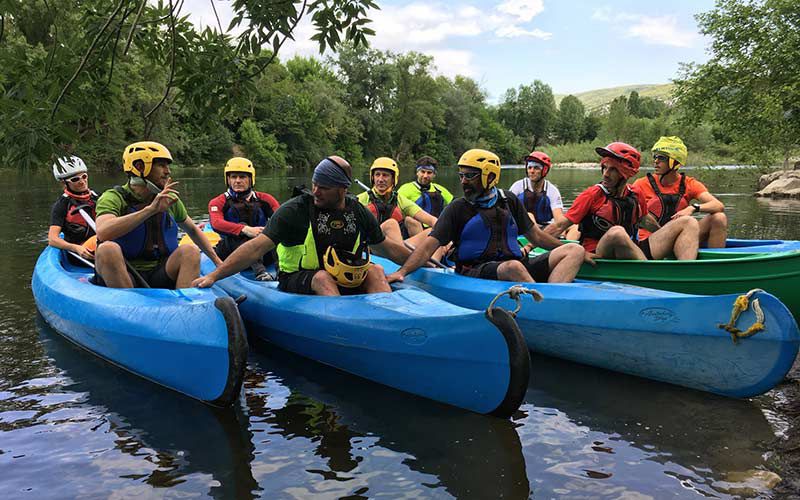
[519,237,800,319]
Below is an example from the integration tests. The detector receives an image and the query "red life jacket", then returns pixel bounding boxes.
[366,190,403,224]
[62,189,98,244]
[646,173,688,226]
[578,184,642,244]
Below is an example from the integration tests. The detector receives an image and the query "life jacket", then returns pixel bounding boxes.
[413,182,446,217]
[647,173,688,226]
[578,184,642,244]
[221,189,274,238]
[277,195,364,273]
[518,179,553,225]
[61,189,98,244]
[110,186,178,261]
[452,190,523,267]
[366,189,404,224]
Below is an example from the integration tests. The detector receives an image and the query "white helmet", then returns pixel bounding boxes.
[52,156,88,181]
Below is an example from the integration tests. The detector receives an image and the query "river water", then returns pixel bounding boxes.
[2,164,800,499]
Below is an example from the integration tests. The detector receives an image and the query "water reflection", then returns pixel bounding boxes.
[523,354,776,498]
[25,317,258,499]
[246,340,531,499]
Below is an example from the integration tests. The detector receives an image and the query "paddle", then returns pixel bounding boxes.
[71,206,151,289]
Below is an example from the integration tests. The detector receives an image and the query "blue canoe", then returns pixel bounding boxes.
[32,246,248,407]
[701,238,800,254]
[200,256,530,417]
[374,257,800,398]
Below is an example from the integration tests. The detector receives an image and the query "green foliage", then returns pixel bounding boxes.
[674,0,800,165]
[555,95,585,143]
[238,119,285,168]
[498,80,557,149]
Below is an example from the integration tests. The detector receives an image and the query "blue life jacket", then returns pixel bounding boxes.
[454,190,522,265]
[414,182,446,217]
[518,179,553,225]
[112,186,178,261]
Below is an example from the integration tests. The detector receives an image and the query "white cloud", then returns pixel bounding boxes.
[497,0,545,23]
[591,6,698,48]
[626,16,697,48]
[495,26,552,39]
[178,1,552,79]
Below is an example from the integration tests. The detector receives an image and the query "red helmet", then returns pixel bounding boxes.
[595,142,641,179]
[524,151,552,177]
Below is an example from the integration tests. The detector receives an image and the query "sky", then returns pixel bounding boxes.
[181,0,716,102]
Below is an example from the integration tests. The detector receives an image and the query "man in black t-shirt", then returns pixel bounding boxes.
[194,155,411,296]
[387,149,591,284]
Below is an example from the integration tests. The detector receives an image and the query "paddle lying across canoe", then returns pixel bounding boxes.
[199,256,530,418]
[32,246,248,407]
[374,256,800,398]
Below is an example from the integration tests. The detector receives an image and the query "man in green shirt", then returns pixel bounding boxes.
[194,155,411,296]
[397,156,454,218]
[356,157,438,244]
[94,141,222,289]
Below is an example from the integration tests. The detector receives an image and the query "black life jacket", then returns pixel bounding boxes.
[221,190,274,240]
[647,173,688,226]
[518,179,554,226]
[578,184,642,244]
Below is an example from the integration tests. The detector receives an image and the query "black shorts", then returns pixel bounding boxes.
[457,253,552,283]
[637,238,653,260]
[215,238,276,266]
[92,261,177,289]
[277,270,366,295]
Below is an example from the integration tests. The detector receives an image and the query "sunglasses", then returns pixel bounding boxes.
[457,171,481,180]
[653,154,670,163]
[67,173,88,183]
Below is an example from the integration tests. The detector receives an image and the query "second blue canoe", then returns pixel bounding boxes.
[201,257,530,417]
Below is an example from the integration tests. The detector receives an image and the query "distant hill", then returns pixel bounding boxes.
[555,83,675,111]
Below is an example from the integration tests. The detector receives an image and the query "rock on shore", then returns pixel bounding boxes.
[756,169,800,197]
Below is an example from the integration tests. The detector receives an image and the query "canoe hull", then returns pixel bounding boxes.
[703,238,800,254]
[202,257,529,416]
[374,257,800,398]
[32,247,247,407]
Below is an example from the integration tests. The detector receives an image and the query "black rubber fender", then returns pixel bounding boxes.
[485,307,531,418]
[210,296,249,407]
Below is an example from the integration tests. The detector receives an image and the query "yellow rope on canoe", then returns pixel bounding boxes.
[718,289,766,343]
[487,285,543,319]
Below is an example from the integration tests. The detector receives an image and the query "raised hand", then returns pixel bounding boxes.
[148,177,180,214]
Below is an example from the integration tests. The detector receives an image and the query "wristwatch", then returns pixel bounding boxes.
[692,203,701,213]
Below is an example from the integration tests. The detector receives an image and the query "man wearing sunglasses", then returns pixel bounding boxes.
[397,156,454,218]
[546,142,699,261]
[386,149,589,285]
[632,136,727,248]
[48,155,98,265]
[508,151,565,229]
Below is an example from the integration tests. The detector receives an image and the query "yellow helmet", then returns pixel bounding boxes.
[323,246,371,288]
[224,157,256,186]
[458,149,501,189]
[652,136,688,170]
[370,157,399,183]
[123,141,173,178]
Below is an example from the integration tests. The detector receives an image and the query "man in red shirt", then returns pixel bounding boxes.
[547,142,699,260]
[633,136,727,247]
[208,157,280,279]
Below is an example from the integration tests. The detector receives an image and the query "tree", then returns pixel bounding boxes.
[674,0,800,164]
[497,80,556,149]
[555,95,585,143]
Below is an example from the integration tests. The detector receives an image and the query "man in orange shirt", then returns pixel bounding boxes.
[633,136,727,247]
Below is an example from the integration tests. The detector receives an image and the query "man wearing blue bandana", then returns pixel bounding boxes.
[194,155,411,296]
[397,156,454,219]
[386,149,591,284]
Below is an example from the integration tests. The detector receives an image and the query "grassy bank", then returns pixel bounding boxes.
[535,141,742,167]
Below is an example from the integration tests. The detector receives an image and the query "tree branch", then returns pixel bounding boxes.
[124,0,147,55]
[209,0,223,33]
[144,0,177,120]
[248,0,307,79]
[51,0,127,120]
